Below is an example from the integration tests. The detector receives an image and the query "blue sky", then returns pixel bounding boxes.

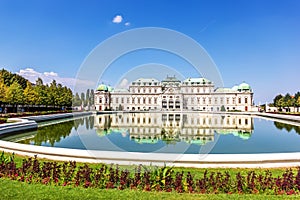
[0,0,299,104]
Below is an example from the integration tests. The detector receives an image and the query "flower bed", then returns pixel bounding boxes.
[0,153,300,195]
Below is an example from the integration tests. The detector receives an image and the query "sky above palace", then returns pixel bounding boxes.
[0,0,299,104]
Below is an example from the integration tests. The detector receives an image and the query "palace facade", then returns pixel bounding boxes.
[94,76,254,112]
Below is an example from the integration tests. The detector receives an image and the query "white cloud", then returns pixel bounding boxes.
[44,71,58,77]
[17,68,95,91]
[112,15,123,23]
[117,78,129,88]
[125,22,130,26]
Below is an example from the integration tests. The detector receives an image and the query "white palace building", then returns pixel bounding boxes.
[94,76,255,112]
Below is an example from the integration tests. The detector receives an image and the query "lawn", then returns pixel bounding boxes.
[1,178,300,200]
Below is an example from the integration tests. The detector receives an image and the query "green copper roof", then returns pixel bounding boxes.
[238,82,251,90]
[96,84,108,91]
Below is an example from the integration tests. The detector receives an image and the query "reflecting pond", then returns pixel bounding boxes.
[2,113,300,154]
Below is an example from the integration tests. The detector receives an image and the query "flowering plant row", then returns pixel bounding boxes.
[0,153,300,195]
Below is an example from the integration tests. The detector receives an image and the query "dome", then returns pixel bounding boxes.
[96,84,108,91]
[238,82,251,90]
[231,85,239,91]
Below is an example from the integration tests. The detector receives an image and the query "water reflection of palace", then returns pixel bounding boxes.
[94,113,253,145]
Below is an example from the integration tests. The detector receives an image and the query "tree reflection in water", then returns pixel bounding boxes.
[19,116,95,146]
[274,121,300,134]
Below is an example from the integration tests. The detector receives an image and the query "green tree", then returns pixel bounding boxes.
[296,96,300,112]
[34,78,48,106]
[80,92,85,107]
[283,93,294,112]
[90,89,94,106]
[0,68,27,89]
[277,97,284,111]
[85,89,90,108]
[49,80,58,107]
[55,84,72,109]
[0,79,8,104]
[73,93,81,107]
[273,94,283,107]
[6,82,24,112]
[24,81,38,106]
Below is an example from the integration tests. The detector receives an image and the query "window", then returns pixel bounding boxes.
[232,97,236,104]
[121,98,124,104]
[245,97,248,104]
[99,98,102,104]
[143,97,146,104]
[227,98,230,104]
[238,98,241,104]
[209,97,212,105]
[154,97,157,104]
[116,98,119,104]
[127,97,130,103]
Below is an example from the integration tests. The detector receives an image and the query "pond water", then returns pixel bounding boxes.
[2,113,300,154]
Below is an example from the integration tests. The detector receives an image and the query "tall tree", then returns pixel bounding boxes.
[24,81,38,106]
[273,94,283,107]
[49,80,58,107]
[296,96,300,112]
[80,92,85,107]
[34,78,48,106]
[0,68,27,89]
[85,89,90,108]
[0,79,7,104]
[90,89,94,107]
[73,93,81,107]
[6,82,24,112]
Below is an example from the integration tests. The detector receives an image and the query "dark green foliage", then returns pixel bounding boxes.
[0,69,27,89]
[0,69,73,111]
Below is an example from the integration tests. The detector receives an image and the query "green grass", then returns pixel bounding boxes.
[1,178,299,200]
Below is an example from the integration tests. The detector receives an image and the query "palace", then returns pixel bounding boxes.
[94,76,254,112]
